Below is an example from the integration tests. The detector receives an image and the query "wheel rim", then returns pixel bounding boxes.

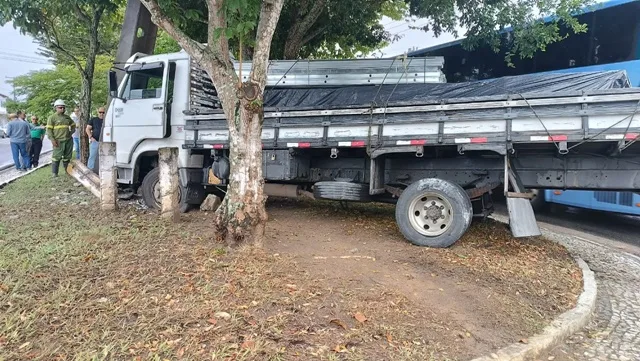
[408,192,453,237]
[152,179,182,208]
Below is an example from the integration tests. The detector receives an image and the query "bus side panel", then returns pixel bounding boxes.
[547,190,640,215]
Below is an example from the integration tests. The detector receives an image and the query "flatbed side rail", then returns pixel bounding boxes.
[183,91,640,151]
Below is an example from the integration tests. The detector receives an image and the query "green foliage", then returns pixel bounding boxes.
[149,0,590,61]
[5,56,112,119]
[271,0,395,59]
[154,30,182,54]
[0,0,123,62]
[405,0,591,61]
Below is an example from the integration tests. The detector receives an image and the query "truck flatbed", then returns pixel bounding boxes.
[184,85,640,151]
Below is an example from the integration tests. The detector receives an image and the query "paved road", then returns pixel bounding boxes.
[495,202,640,361]
[495,202,640,257]
[0,137,53,169]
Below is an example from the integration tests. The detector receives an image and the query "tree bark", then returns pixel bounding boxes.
[140,0,285,246]
[212,100,267,245]
[75,5,103,164]
[78,74,92,164]
[282,0,327,59]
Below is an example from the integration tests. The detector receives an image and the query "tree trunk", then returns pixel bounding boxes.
[77,11,100,164]
[139,0,284,246]
[78,74,92,164]
[212,93,268,246]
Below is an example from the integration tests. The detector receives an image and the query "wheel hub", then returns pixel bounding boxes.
[408,192,453,237]
[424,202,444,220]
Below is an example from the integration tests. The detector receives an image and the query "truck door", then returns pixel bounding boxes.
[111,61,169,164]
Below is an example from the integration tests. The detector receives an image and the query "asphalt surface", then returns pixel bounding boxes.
[0,137,53,169]
[494,202,640,256]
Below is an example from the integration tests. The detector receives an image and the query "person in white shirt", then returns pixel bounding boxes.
[71,107,81,159]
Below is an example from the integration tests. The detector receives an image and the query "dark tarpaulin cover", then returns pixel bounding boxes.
[263,71,631,109]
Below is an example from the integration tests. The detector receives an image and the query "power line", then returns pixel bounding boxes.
[382,20,405,28]
[390,23,429,36]
[0,51,52,62]
[0,56,51,65]
[386,21,412,31]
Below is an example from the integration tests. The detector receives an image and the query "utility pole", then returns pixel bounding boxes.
[114,0,158,84]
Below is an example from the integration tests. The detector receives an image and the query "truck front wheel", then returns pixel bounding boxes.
[395,178,473,248]
[140,168,192,213]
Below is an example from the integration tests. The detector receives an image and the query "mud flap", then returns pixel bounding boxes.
[506,197,541,237]
[505,155,541,238]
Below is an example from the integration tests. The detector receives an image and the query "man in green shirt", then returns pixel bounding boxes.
[46,99,76,177]
[29,115,46,168]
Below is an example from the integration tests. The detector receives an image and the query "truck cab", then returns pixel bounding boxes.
[104,52,206,209]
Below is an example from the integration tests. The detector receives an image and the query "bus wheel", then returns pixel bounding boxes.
[140,168,192,213]
[395,178,472,248]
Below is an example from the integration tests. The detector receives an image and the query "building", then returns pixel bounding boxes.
[406,0,640,85]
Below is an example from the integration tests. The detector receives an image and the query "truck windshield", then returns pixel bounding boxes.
[123,66,164,100]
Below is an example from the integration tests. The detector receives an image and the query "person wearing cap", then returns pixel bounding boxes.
[46,99,76,177]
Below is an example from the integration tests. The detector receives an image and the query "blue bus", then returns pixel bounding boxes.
[408,0,640,215]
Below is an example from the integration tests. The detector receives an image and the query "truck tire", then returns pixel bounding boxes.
[530,189,547,212]
[313,181,370,202]
[140,168,192,213]
[395,178,472,248]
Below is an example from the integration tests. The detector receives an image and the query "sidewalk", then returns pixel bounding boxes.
[0,152,52,185]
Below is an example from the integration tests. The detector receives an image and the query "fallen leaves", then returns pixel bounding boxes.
[329,319,347,330]
[214,312,231,321]
[354,312,367,323]
[241,340,255,349]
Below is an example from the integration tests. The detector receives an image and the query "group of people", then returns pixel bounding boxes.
[6,99,104,177]
[5,111,45,170]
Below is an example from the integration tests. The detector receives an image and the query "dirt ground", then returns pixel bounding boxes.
[0,170,582,361]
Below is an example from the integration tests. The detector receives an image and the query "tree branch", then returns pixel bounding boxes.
[283,0,327,58]
[251,0,286,87]
[206,0,233,68]
[139,0,206,63]
[301,24,329,46]
[42,18,85,73]
[73,4,91,26]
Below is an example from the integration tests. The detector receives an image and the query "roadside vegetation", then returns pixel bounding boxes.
[0,169,581,360]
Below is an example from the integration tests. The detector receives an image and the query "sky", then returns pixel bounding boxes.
[375,17,459,57]
[0,23,54,98]
[0,19,458,97]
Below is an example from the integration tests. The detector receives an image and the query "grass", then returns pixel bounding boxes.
[1,169,460,361]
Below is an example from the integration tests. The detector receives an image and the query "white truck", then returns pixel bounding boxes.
[104,50,640,247]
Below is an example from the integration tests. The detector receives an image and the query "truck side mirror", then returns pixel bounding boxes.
[108,70,118,97]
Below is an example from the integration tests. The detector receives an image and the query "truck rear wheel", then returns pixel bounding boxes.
[395,178,472,248]
[140,168,192,213]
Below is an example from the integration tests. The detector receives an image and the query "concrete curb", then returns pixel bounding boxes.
[0,149,53,172]
[0,160,53,188]
[470,252,597,361]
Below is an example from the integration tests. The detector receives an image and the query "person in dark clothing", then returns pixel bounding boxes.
[29,115,46,168]
[86,106,104,170]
